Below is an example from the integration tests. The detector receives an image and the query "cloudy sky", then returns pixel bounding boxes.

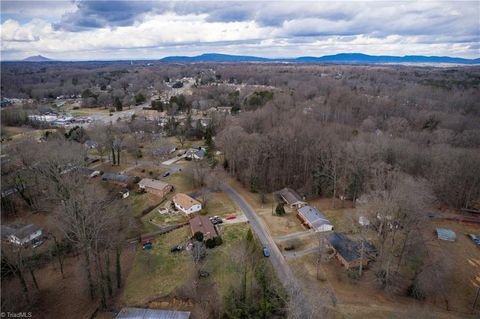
[1,0,479,61]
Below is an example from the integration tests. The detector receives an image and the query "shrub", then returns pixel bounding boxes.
[205,238,216,249]
[214,236,223,246]
[275,203,286,216]
[193,231,204,242]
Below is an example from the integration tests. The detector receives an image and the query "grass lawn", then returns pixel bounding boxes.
[141,199,187,229]
[202,192,239,217]
[201,224,251,298]
[120,226,194,306]
[257,207,304,237]
[167,172,195,193]
[120,223,252,307]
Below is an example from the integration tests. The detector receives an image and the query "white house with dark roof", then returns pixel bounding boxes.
[297,206,333,232]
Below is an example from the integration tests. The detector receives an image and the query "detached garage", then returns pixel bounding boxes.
[297,206,333,232]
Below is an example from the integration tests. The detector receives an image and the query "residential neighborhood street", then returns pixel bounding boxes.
[218,181,294,285]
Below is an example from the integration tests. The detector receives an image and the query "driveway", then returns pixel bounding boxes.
[274,230,315,242]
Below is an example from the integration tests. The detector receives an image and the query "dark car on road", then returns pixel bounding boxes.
[162,172,170,177]
[263,247,270,257]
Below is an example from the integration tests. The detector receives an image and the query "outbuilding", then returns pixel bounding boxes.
[436,228,456,241]
[297,206,333,232]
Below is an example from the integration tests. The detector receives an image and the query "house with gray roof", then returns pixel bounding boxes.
[276,188,307,208]
[326,232,376,270]
[297,205,333,232]
[1,224,42,245]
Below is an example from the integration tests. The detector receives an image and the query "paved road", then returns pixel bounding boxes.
[219,181,294,285]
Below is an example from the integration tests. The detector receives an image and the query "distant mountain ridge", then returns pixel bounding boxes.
[160,53,480,64]
[23,55,54,62]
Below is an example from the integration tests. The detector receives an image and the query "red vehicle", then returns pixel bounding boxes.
[225,214,237,220]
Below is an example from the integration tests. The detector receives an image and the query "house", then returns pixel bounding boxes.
[115,307,191,319]
[153,144,176,157]
[297,206,333,232]
[1,224,42,245]
[436,228,456,241]
[193,148,205,160]
[173,193,202,216]
[326,232,376,270]
[276,188,307,208]
[189,215,217,240]
[138,178,173,198]
[102,173,130,187]
[79,167,102,178]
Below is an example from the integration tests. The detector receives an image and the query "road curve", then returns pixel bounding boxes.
[219,181,294,285]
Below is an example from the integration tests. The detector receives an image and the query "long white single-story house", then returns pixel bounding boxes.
[297,206,333,232]
[173,193,202,217]
[1,224,43,245]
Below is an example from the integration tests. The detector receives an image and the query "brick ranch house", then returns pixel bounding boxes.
[138,178,173,199]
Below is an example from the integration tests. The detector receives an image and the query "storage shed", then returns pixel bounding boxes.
[436,228,456,241]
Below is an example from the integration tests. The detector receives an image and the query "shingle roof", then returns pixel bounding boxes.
[189,215,217,240]
[115,307,191,319]
[277,188,306,205]
[138,178,171,190]
[298,206,332,229]
[173,193,201,210]
[326,232,376,262]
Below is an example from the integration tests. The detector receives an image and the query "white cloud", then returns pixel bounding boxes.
[1,1,478,60]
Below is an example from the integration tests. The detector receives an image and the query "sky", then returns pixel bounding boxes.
[1,0,479,61]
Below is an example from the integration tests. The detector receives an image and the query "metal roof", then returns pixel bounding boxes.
[298,206,332,228]
[115,307,191,319]
[276,188,305,205]
[436,228,456,241]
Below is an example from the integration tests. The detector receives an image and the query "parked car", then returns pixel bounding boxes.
[143,242,153,250]
[263,247,270,257]
[162,172,170,177]
[170,245,184,253]
[209,216,223,225]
